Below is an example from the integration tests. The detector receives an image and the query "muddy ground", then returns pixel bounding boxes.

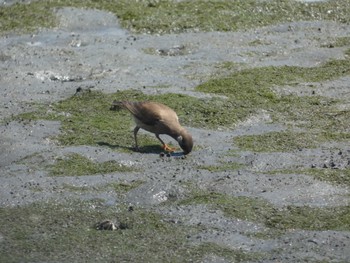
[0,4,350,263]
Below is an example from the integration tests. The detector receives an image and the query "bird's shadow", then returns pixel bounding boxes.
[96,141,184,156]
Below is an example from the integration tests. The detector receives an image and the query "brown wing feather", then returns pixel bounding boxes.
[120,101,162,126]
[114,100,182,134]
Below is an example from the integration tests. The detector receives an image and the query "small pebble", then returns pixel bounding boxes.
[95,220,117,231]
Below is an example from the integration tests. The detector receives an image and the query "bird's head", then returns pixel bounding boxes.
[176,131,193,155]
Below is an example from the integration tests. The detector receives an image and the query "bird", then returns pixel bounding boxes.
[111,100,193,155]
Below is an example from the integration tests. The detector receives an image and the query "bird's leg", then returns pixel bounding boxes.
[156,134,176,152]
[163,144,177,152]
[133,126,140,151]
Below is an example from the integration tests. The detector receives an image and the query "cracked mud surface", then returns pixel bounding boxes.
[1,5,350,263]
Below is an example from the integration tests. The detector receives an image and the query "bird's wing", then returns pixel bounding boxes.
[121,101,163,126]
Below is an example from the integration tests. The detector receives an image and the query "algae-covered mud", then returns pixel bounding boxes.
[1,0,350,262]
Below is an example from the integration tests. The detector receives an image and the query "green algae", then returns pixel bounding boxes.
[178,191,350,231]
[304,168,350,187]
[268,167,350,187]
[234,130,350,152]
[48,153,133,176]
[196,60,350,96]
[198,161,244,172]
[0,200,259,262]
[234,131,317,152]
[13,90,241,149]
[197,60,350,149]
[1,0,350,35]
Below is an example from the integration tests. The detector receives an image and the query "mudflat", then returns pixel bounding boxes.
[1,1,349,262]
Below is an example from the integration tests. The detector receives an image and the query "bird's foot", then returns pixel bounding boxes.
[163,144,176,152]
